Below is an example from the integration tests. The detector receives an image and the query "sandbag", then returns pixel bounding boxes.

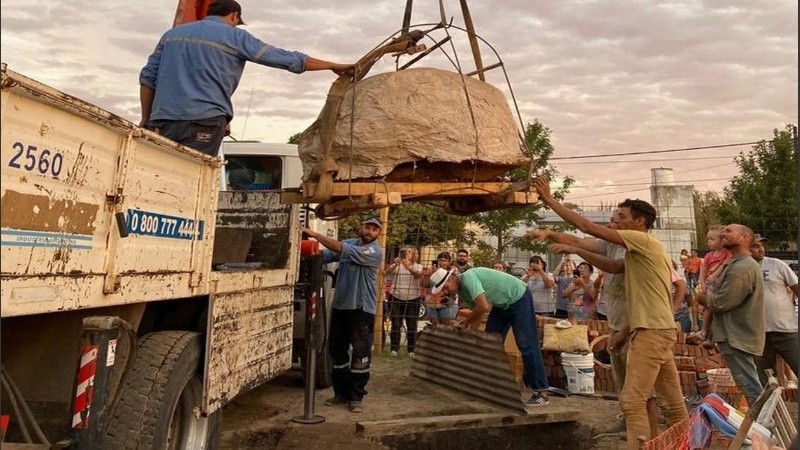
[542,323,591,353]
[298,68,528,182]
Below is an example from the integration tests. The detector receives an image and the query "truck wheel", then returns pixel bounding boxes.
[106,331,220,450]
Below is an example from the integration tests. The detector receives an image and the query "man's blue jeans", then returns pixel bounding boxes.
[718,341,763,407]
[674,310,692,333]
[486,289,549,390]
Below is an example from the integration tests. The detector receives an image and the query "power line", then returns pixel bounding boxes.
[555,155,735,165]
[566,161,736,188]
[571,177,732,190]
[551,141,760,161]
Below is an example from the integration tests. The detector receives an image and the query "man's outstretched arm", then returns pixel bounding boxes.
[302,227,343,254]
[548,243,625,274]
[523,229,600,253]
[533,177,625,247]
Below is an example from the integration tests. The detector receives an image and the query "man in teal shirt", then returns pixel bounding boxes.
[430,267,550,405]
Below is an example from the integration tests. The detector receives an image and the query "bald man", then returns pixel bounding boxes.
[697,224,765,407]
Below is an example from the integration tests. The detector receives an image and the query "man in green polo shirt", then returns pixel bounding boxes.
[531,177,687,448]
[429,266,550,405]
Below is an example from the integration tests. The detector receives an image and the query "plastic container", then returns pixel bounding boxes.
[561,352,595,394]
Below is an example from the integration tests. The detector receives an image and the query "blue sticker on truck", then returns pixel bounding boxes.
[126,209,204,240]
[1,229,93,250]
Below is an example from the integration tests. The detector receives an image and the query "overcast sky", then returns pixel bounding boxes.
[1,1,796,207]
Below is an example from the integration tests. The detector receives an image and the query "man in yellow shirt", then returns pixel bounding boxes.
[531,177,687,448]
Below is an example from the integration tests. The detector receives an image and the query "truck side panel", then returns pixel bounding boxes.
[205,193,299,413]
[1,66,220,317]
[205,286,293,413]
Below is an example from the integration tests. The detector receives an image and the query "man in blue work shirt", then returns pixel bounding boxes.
[429,266,551,406]
[302,217,383,413]
[139,0,354,155]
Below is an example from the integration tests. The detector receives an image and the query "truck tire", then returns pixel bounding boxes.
[105,331,220,450]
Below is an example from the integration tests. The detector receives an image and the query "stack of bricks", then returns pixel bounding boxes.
[591,336,616,394]
[673,331,727,397]
[529,316,800,404]
[533,316,731,396]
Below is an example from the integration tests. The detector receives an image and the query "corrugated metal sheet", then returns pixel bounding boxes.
[411,324,526,413]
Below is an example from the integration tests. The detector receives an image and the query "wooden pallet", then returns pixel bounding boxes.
[280,181,539,218]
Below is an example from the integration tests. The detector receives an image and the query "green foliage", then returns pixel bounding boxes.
[335,204,473,254]
[692,191,726,250]
[287,132,301,145]
[715,124,798,246]
[470,244,499,268]
[469,120,574,260]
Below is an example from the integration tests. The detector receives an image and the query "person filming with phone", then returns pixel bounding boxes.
[562,262,597,321]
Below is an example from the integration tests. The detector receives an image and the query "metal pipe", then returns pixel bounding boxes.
[466,62,503,77]
[399,37,451,71]
[292,254,325,424]
[1,372,33,443]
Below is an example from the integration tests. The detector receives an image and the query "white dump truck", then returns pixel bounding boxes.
[0,64,331,449]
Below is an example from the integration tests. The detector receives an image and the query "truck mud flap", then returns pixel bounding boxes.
[411,324,526,413]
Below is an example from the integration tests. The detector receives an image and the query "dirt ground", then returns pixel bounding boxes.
[219,351,798,450]
[219,352,629,450]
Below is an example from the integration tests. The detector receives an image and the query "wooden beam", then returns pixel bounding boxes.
[460,0,485,82]
[328,181,518,197]
[444,191,539,215]
[283,182,522,203]
[315,192,402,218]
[280,190,306,205]
[356,410,581,437]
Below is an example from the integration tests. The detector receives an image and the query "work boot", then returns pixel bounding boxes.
[348,401,363,413]
[324,395,347,406]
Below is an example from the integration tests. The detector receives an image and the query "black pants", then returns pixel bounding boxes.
[149,115,227,156]
[388,296,421,353]
[329,308,375,402]
[755,331,798,385]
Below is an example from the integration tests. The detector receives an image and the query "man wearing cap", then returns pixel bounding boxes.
[302,217,383,413]
[139,0,354,156]
[750,235,798,384]
[429,266,550,405]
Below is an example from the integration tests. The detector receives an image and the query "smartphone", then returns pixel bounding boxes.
[572,269,581,278]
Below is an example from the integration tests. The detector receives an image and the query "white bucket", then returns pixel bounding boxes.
[561,352,595,394]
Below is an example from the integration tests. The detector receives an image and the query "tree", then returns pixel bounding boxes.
[469,120,574,261]
[714,124,798,247]
[287,133,301,145]
[336,204,472,256]
[692,191,728,250]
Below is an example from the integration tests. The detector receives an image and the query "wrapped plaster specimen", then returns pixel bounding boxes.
[298,68,528,182]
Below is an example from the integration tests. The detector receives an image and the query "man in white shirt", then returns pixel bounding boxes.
[751,236,798,384]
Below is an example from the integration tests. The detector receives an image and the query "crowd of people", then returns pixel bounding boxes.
[306,177,797,450]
